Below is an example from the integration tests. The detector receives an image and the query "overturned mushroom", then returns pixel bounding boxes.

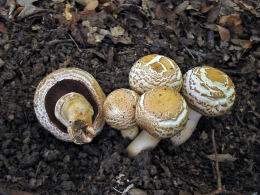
[34,68,106,144]
[170,66,236,146]
[103,88,140,139]
[129,54,183,94]
[126,86,188,157]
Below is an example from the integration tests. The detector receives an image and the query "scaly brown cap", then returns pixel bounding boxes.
[129,54,183,94]
[182,66,236,117]
[103,88,140,131]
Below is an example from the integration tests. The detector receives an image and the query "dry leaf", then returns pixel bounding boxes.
[219,14,243,35]
[201,5,214,13]
[217,25,230,42]
[174,1,189,14]
[85,0,99,11]
[207,153,237,162]
[128,188,147,195]
[0,22,8,33]
[155,4,166,19]
[207,5,220,23]
[76,0,93,6]
[203,23,218,31]
[63,3,72,20]
[231,39,253,49]
[17,5,37,18]
[17,0,38,6]
[219,14,242,27]
[110,26,125,37]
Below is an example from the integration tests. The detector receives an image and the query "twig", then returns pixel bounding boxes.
[205,129,243,195]
[68,33,82,52]
[212,129,222,190]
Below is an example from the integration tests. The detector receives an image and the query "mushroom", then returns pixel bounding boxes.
[34,68,106,144]
[129,54,183,94]
[170,66,236,146]
[126,86,188,157]
[103,88,140,140]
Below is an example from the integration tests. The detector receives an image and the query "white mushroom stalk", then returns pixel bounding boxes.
[34,68,106,144]
[103,88,140,140]
[55,92,95,144]
[170,107,202,146]
[170,66,236,146]
[127,87,188,158]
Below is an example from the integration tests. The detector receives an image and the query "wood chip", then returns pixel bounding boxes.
[207,153,237,162]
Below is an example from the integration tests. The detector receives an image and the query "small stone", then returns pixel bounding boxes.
[63,155,70,163]
[129,188,147,195]
[201,131,208,140]
[43,150,60,162]
[60,174,70,181]
[28,178,37,189]
[60,181,75,191]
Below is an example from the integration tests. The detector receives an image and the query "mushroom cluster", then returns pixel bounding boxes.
[34,68,106,144]
[123,54,236,157]
[33,54,236,158]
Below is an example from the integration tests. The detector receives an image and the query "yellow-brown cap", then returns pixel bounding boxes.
[136,86,188,138]
[182,66,236,117]
[103,88,140,130]
[129,54,183,94]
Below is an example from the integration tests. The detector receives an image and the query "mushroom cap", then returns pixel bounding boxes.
[129,54,183,94]
[182,66,236,117]
[34,68,106,142]
[103,88,140,131]
[136,86,188,139]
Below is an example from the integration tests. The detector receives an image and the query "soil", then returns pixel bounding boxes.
[0,0,259,194]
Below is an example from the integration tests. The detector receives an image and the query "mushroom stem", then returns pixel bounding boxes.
[55,92,95,144]
[170,107,202,146]
[126,130,160,158]
[121,126,139,140]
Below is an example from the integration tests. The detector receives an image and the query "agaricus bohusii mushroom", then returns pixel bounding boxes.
[126,86,188,157]
[170,66,236,146]
[129,54,183,94]
[103,88,140,139]
[34,68,106,144]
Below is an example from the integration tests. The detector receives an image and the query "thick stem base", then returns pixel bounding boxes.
[170,107,202,146]
[126,130,160,158]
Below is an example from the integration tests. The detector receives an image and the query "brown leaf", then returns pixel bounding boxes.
[85,0,99,11]
[155,4,166,19]
[63,3,72,20]
[207,153,237,162]
[219,14,243,35]
[203,23,218,31]
[201,5,214,13]
[110,26,125,37]
[231,39,253,49]
[0,22,7,34]
[217,25,230,42]
[219,14,242,26]
[207,5,220,23]
[174,1,189,14]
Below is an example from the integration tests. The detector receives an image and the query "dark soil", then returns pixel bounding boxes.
[0,0,259,194]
